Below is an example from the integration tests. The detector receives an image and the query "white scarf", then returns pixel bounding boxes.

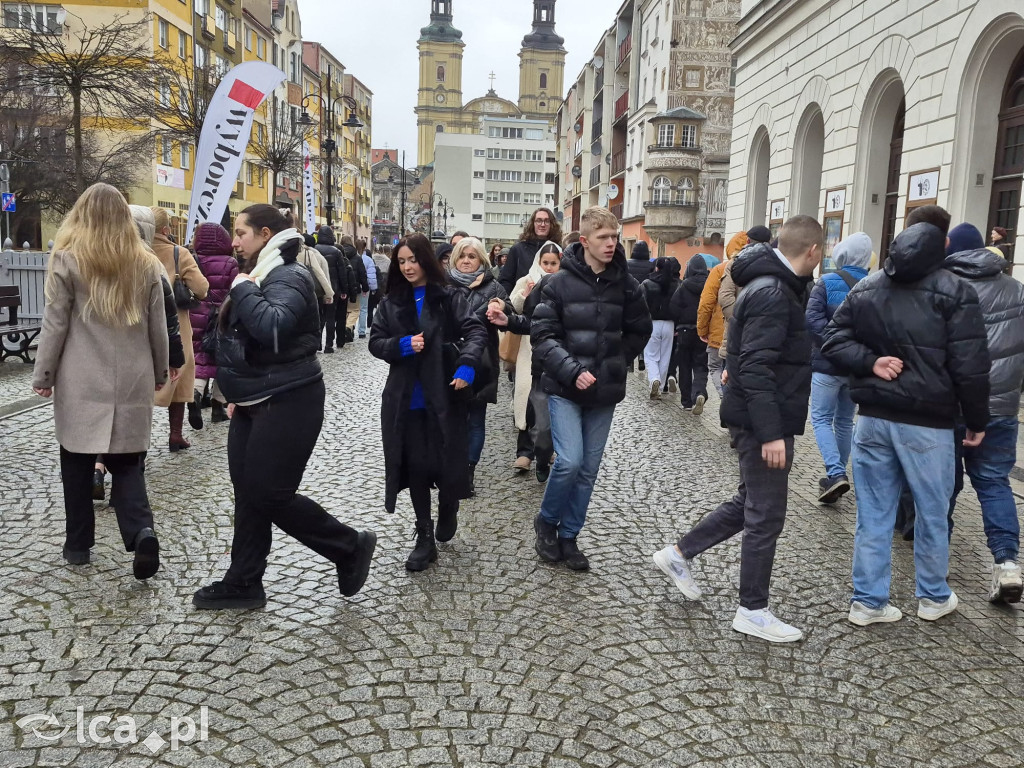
[527,240,563,284]
[248,228,303,286]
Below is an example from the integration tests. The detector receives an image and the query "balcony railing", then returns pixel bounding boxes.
[589,165,602,188]
[225,29,237,52]
[591,118,603,142]
[611,149,626,177]
[645,194,698,208]
[617,33,632,68]
[201,15,215,40]
[611,203,623,220]
[573,137,584,157]
[593,69,604,96]
[614,92,629,121]
[648,142,701,153]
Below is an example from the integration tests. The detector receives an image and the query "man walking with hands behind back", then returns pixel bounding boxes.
[653,216,821,643]
[822,205,991,626]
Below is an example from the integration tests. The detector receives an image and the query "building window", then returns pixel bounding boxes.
[657,124,675,147]
[179,31,188,59]
[489,126,524,139]
[473,192,484,200]
[181,142,191,169]
[158,19,169,49]
[256,123,264,143]
[289,52,298,83]
[257,37,266,60]
[525,171,542,183]
[487,170,522,182]
[437,65,445,82]
[499,192,521,203]
[159,79,171,107]
[730,56,738,88]
[680,124,697,149]
[502,149,523,161]
[243,24,251,50]
[194,44,207,69]
[436,124,444,133]
[214,5,227,30]
[684,67,702,89]
[677,177,695,205]
[486,213,502,224]
[161,137,173,165]
[652,176,672,204]
[474,148,486,157]
[540,73,547,89]
[526,129,544,140]
[3,3,64,33]
[661,69,666,91]
[246,163,253,185]
[527,150,543,162]
[472,214,482,221]
[473,171,485,179]
[194,0,209,15]
[487,191,499,202]
[524,193,542,205]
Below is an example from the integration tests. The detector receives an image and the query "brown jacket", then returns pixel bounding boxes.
[696,261,727,348]
[32,250,170,454]
[152,234,208,405]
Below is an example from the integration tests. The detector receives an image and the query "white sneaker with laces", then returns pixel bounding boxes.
[650,380,661,398]
[666,376,678,393]
[652,546,702,599]
[988,562,1023,604]
[848,601,903,626]
[732,607,803,643]
[692,394,706,416]
[917,591,959,621]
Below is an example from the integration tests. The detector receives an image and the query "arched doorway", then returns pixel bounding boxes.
[880,100,906,265]
[746,127,770,226]
[989,50,1024,265]
[792,106,824,218]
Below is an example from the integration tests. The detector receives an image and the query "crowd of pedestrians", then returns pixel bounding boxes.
[27,182,1024,643]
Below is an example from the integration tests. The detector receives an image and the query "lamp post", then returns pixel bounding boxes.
[296,64,363,228]
[437,197,454,237]
[388,151,419,238]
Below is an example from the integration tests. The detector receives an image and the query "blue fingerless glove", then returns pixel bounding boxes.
[454,365,475,384]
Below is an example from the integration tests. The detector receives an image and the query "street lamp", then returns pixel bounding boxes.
[385,151,418,238]
[436,197,454,236]
[296,65,364,228]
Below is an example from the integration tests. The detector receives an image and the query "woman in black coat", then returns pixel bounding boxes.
[670,254,711,410]
[447,237,513,494]
[193,205,377,611]
[369,233,487,571]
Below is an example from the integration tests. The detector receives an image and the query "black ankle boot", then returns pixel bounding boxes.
[187,390,204,430]
[405,525,438,571]
[211,401,228,423]
[435,502,458,542]
[559,537,590,571]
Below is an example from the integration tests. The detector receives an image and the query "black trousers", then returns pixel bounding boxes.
[676,327,709,406]
[322,301,347,350]
[61,448,152,552]
[402,410,458,526]
[223,379,359,586]
[367,291,380,330]
[517,390,536,460]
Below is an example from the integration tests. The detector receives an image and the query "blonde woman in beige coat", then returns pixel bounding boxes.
[32,183,170,580]
[150,206,208,451]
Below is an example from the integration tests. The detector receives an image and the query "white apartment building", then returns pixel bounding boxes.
[433,116,557,248]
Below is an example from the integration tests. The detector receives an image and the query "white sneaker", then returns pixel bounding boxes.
[666,376,678,393]
[848,601,903,626]
[989,562,1023,604]
[650,380,661,399]
[732,607,803,643]
[691,394,706,416]
[652,546,702,599]
[917,591,959,621]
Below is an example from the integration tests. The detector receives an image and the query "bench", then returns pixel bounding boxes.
[0,285,42,363]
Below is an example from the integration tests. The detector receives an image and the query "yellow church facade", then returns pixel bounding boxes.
[415,0,566,168]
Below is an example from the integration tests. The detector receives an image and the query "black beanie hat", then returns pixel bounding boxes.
[746,225,772,244]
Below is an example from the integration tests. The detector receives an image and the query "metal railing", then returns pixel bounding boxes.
[614,92,629,121]
[611,149,626,176]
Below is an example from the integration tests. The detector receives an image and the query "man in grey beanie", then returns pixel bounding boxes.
[805,232,872,503]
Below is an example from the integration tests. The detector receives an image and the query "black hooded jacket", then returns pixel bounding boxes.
[341,241,367,298]
[449,271,511,404]
[531,242,653,407]
[822,223,991,432]
[640,257,681,322]
[627,241,653,284]
[720,243,813,442]
[314,226,345,297]
[670,254,710,328]
[498,238,547,294]
[215,236,323,403]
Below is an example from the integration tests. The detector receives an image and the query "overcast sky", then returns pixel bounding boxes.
[298,0,621,164]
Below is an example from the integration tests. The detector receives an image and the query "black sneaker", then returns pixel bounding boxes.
[193,580,267,610]
[187,391,204,430]
[818,475,851,504]
[132,528,160,580]
[536,463,550,483]
[559,537,590,571]
[534,514,561,562]
[63,546,90,565]
[337,531,377,596]
[324,347,335,354]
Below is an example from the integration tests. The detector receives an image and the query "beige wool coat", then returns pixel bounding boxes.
[32,250,170,454]
[152,234,208,405]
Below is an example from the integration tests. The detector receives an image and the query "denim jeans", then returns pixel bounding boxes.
[810,372,856,479]
[538,395,616,538]
[357,293,369,336]
[851,416,954,608]
[467,401,487,466]
[950,417,1020,563]
[707,346,725,396]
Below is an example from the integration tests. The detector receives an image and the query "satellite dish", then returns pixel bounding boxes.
[592,56,604,70]
[571,165,583,178]
[608,183,620,198]
[573,121,583,133]
[555,211,565,222]
[591,142,602,156]
[605,153,612,165]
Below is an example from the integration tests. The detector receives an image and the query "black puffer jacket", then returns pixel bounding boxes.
[315,227,344,297]
[670,254,709,328]
[451,271,511,403]
[640,258,681,322]
[531,242,652,407]
[498,238,546,294]
[822,223,991,432]
[215,237,323,403]
[627,241,653,284]
[944,248,1024,418]
[720,243,813,442]
[341,243,365,301]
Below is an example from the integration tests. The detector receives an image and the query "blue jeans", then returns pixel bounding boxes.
[951,417,1020,563]
[851,416,954,608]
[810,372,856,479]
[357,293,369,336]
[467,401,487,466]
[539,395,616,539]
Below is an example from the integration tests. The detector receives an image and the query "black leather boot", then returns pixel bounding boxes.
[405,525,438,571]
[435,501,459,542]
[211,401,229,423]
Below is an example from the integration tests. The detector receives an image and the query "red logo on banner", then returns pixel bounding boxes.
[228,80,265,110]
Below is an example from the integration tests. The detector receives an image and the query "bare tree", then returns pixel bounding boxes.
[0,10,159,195]
[152,60,222,150]
[249,98,306,197]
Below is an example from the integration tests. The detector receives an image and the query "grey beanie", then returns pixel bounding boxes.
[833,232,873,270]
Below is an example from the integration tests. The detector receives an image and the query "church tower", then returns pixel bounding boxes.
[416,0,464,167]
[518,0,566,122]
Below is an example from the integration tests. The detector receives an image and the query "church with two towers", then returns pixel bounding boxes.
[415,0,567,168]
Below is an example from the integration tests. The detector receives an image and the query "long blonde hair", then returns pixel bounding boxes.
[48,183,159,327]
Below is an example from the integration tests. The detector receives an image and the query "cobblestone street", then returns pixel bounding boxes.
[1,347,1023,768]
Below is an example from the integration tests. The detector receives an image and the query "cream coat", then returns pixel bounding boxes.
[32,250,170,454]
[152,234,208,405]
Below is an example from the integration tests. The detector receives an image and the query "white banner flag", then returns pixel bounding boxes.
[186,61,286,243]
[302,141,317,235]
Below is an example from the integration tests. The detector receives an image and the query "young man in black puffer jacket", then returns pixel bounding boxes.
[531,206,652,571]
[822,206,991,627]
[315,226,347,352]
[654,215,822,644]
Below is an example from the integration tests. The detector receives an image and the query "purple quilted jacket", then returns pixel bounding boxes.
[189,223,239,380]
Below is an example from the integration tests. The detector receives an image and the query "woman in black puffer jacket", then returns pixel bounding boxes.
[640,257,680,398]
[670,255,710,409]
[447,237,513,494]
[193,205,376,612]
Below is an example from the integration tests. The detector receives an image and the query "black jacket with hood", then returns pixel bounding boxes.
[640,257,681,322]
[670,254,709,328]
[314,226,345,297]
[627,241,653,284]
[499,237,547,294]
[822,223,991,432]
[531,242,652,407]
[450,270,512,404]
[341,241,367,299]
[720,243,813,442]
